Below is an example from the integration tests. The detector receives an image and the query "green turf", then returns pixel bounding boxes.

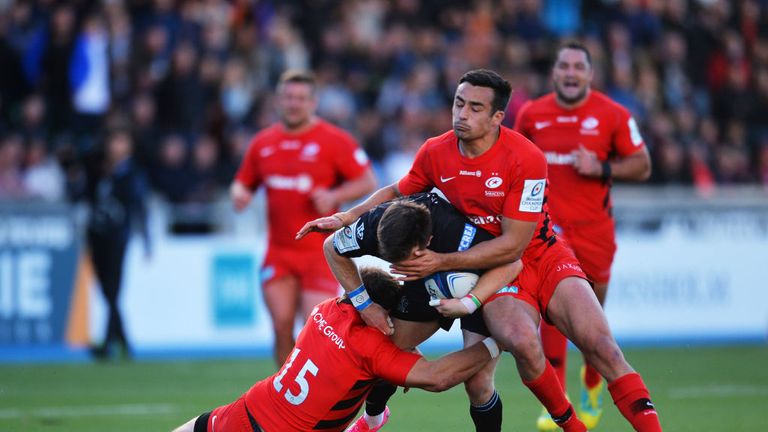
[0,345,766,431]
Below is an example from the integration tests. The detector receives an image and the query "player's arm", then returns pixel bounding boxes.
[323,235,394,336]
[391,217,535,280]
[311,167,378,215]
[403,338,501,392]
[230,139,262,212]
[572,144,651,181]
[435,260,523,318]
[297,183,400,239]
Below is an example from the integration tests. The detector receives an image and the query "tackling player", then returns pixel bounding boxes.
[231,70,377,366]
[172,268,502,432]
[514,42,651,431]
[299,69,661,432]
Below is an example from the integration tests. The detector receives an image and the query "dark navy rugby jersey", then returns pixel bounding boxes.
[332,193,495,264]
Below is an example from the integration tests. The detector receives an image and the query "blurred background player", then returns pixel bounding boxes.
[172,267,502,432]
[515,42,652,431]
[78,129,150,360]
[230,70,377,366]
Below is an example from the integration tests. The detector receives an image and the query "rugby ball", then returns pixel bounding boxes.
[424,271,479,300]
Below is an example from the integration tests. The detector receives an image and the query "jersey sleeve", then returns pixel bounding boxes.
[234,136,263,190]
[512,100,533,138]
[358,330,422,386]
[612,105,646,157]
[501,141,548,222]
[332,211,379,258]
[397,141,434,195]
[332,130,371,180]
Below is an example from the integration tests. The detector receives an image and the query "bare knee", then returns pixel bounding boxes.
[464,364,496,405]
[581,334,631,380]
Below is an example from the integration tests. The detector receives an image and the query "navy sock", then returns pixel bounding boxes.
[469,390,502,432]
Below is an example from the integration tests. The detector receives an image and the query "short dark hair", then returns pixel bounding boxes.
[556,42,592,68]
[458,69,512,114]
[278,69,316,89]
[377,200,432,263]
[359,267,400,311]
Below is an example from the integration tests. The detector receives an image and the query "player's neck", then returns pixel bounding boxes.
[458,127,500,158]
[281,116,318,135]
[555,89,591,110]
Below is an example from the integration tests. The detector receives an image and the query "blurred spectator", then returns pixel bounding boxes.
[151,133,191,203]
[81,129,149,360]
[22,136,64,201]
[0,134,26,199]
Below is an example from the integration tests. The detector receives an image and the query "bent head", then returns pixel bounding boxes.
[452,69,510,142]
[359,267,400,311]
[276,70,317,130]
[377,200,432,263]
[552,42,593,106]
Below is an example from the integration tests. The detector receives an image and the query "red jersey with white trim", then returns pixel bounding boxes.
[235,120,370,250]
[514,91,645,224]
[246,298,421,432]
[397,126,556,261]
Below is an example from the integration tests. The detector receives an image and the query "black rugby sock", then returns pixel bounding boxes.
[365,381,398,416]
[469,390,502,432]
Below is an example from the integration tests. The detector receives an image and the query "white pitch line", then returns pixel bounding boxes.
[0,403,179,419]
[669,384,768,399]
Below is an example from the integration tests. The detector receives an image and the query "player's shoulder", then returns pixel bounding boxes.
[422,130,456,151]
[315,119,358,144]
[590,91,632,117]
[500,127,544,157]
[249,124,282,147]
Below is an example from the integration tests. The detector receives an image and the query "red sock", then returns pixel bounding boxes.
[584,363,602,388]
[540,321,568,389]
[523,362,585,431]
[608,373,662,432]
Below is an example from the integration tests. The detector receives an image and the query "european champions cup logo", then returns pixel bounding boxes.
[531,181,544,196]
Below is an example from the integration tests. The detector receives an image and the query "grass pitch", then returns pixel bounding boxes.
[0,345,766,431]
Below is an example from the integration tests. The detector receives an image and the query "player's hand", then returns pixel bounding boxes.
[360,304,395,336]
[571,145,602,177]
[434,298,471,318]
[295,213,346,239]
[230,182,253,212]
[390,249,443,281]
[310,187,338,215]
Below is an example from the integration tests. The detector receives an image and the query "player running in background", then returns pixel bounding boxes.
[230,70,377,366]
[514,42,651,431]
[299,69,661,432]
[172,267,502,432]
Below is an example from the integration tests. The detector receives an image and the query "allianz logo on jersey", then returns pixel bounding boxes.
[460,169,482,177]
[311,308,346,350]
[265,174,313,193]
[557,116,578,123]
[545,152,575,165]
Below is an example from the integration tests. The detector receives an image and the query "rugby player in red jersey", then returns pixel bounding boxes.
[172,268,502,432]
[515,42,651,431]
[231,70,376,366]
[299,69,661,432]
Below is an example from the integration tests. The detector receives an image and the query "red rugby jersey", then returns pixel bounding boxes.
[246,299,421,432]
[235,120,370,249]
[514,91,645,224]
[397,126,556,260]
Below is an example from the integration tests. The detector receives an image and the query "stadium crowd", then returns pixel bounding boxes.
[1,0,767,206]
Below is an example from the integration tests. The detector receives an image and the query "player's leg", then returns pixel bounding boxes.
[172,416,198,432]
[262,275,301,366]
[298,257,341,320]
[483,296,585,432]
[547,277,661,431]
[350,319,441,432]
[462,329,502,432]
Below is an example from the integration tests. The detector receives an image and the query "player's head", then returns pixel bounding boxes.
[276,70,317,130]
[359,267,400,311]
[377,200,432,263]
[552,42,593,106]
[453,69,511,142]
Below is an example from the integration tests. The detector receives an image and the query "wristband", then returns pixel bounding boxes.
[481,337,500,359]
[460,296,479,314]
[349,284,372,311]
[467,293,482,308]
[600,160,612,183]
